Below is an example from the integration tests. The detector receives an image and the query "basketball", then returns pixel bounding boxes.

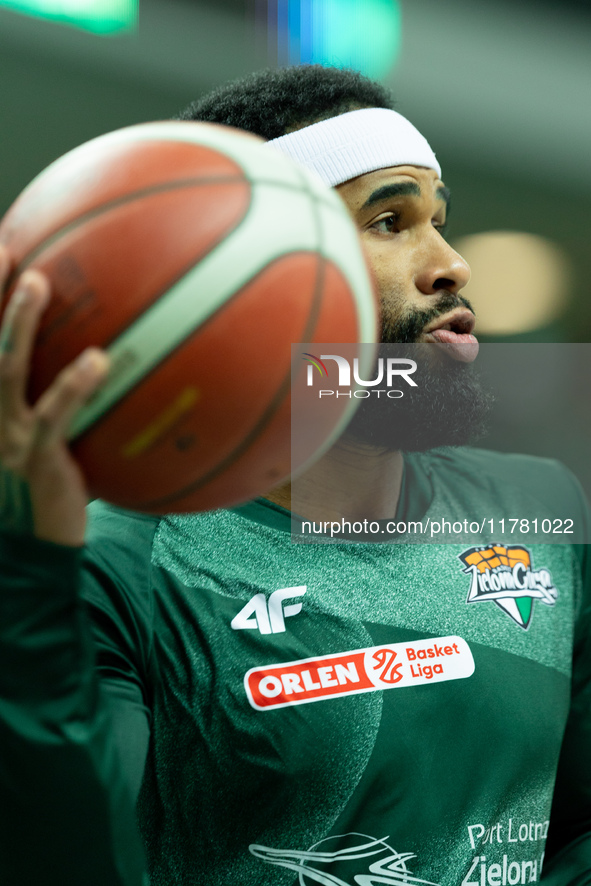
[0,121,377,513]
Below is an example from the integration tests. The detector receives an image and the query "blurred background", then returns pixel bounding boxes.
[1,0,591,492]
[2,0,590,341]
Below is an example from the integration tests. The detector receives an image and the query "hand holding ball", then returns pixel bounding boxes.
[0,122,376,512]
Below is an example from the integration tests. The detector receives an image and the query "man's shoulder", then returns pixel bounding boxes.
[84,499,162,566]
[417,446,588,522]
[86,498,160,534]
[78,502,164,650]
[424,446,573,483]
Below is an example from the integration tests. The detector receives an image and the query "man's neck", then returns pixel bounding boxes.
[264,440,404,522]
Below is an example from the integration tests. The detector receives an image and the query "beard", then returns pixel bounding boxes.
[343,293,493,452]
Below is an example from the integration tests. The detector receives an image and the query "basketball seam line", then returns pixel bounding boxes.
[140,261,328,509]
[75,248,325,508]
[134,166,331,509]
[69,165,334,441]
[8,175,342,287]
[69,165,292,438]
[7,174,248,287]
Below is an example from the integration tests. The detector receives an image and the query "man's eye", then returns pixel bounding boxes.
[372,213,400,234]
[433,221,448,239]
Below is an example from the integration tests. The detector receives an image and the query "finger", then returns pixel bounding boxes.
[0,245,10,294]
[0,270,51,412]
[33,348,110,449]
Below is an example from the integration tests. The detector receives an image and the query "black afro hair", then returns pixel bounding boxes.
[176,65,394,140]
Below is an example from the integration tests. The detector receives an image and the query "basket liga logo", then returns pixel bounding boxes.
[459,544,558,629]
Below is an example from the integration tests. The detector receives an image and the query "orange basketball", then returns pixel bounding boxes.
[0,121,377,513]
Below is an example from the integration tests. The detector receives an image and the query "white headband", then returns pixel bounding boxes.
[267,107,441,186]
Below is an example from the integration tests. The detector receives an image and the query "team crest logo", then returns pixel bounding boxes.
[459,544,557,629]
[250,833,439,885]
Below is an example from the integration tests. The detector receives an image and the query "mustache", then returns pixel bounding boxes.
[381,292,475,344]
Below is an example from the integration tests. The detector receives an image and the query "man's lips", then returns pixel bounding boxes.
[421,308,479,363]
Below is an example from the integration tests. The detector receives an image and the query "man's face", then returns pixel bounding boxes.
[335,165,491,451]
[336,165,476,357]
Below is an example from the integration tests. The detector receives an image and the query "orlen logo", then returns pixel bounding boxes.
[303,353,417,399]
[245,635,474,711]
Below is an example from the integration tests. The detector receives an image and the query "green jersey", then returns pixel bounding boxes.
[1,447,591,886]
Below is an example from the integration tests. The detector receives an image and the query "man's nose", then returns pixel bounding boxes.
[415,236,471,296]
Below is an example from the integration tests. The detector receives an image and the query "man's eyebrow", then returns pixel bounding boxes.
[361,182,421,209]
[360,181,451,211]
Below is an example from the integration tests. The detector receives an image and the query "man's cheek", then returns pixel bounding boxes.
[379,295,406,327]
[359,241,381,296]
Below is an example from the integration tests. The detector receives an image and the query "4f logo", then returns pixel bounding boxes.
[231,586,306,635]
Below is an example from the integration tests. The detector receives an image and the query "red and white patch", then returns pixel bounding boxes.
[245,635,474,710]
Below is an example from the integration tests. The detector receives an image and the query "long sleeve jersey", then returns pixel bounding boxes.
[1,447,591,886]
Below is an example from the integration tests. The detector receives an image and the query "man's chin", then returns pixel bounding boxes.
[344,346,492,452]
